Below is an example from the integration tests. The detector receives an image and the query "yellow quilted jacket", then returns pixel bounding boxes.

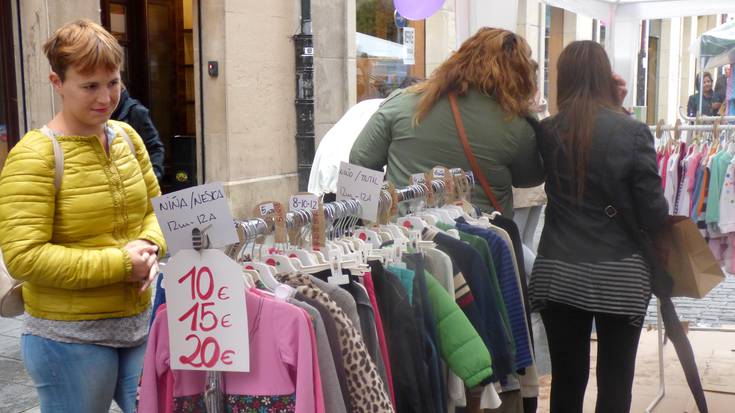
[0,120,166,321]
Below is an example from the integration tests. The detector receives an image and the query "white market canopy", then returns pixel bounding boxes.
[542,0,735,106]
[694,20,735,69]
[544,0,735,23]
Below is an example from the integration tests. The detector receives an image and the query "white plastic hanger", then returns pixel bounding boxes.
[397,215,427,232]
[243,261,279,291]
[261,253,299,276]
[354,228,383,249]
[284,248,317,266]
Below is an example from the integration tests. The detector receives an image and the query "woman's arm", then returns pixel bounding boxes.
[0,139,134,289]
[630,125,669,234]
[118,122,167,256]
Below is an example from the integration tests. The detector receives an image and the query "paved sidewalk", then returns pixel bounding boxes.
[646,272,735,327]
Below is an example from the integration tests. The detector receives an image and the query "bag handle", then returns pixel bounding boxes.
[114,123,136,156]
[39,126,64,195]
[448,92,504,214]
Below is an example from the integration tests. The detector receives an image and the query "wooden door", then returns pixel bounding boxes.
[0,0,20,168]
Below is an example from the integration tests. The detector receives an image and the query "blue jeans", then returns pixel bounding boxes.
[21,334,146,413]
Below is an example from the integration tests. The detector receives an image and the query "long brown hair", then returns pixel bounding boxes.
[411,27,537,122]
[555,40,621,202]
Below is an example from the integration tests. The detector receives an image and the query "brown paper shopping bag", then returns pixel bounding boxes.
[657,216,725,298]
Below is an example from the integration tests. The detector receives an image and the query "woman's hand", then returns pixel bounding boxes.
[126,244,159,288]
[612,73,628,106]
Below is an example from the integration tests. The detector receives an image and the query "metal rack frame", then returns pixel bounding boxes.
[644,121,729,412]
[679,106,735,123]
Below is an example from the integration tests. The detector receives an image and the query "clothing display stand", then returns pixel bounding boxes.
[198,175,464,412]
[646,301,666,413]
[645,120,734,411]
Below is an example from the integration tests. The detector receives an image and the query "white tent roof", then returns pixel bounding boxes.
[544,0,735,22]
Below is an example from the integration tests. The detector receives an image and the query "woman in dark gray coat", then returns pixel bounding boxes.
[530,41,669,413]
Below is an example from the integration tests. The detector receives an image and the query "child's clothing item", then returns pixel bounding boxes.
[137,289,323,413]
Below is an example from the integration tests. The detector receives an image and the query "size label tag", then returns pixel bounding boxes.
[424,172,435,207]
[432,167,446,179]
[451,168,466,201]
[411,173,426,185]
[387,183,399,220]
[378,184,391,225]
[258,203,275,216]
[289,193,319,212]
[337,162,385,222]
[254,201,286,244]
[312,200,326,251]
[152,183,237,255]
[166,250,249,372]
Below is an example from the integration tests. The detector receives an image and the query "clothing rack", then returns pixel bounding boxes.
[644,121,731,412]
[236,176,467,241]
[650,124,735,133]
[209,174,469,412]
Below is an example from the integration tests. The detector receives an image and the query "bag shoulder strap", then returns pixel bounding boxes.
[110,122,136,157]
[39,126,64,194]
[448,92,504,214]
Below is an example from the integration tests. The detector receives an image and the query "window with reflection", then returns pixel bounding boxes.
[356,0,425,102]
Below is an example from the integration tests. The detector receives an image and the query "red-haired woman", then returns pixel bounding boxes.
[350,27,545,215]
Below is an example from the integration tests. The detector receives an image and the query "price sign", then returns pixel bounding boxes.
[289,193,319,212]
[152,183,237,255]
[166,249,249,372]
[432,167,446,179]
[337,162,385,222]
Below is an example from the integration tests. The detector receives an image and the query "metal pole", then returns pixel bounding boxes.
[294,0,314,191]
[204,371,225,413]
[698,59,705,116]
[645,301,666,413]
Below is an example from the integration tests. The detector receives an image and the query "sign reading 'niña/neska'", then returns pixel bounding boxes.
[151,183,238,255]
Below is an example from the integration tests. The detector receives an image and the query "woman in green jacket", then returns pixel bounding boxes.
[350,27,544,216]
[0,20,165,412]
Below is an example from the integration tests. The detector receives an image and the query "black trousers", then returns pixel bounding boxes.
[540,302,643,413]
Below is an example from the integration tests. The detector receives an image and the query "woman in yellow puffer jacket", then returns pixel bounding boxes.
[0,20,166,412]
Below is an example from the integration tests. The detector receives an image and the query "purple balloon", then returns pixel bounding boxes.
[394,0,445,21]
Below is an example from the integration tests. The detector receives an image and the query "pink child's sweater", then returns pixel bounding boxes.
[138,289,323,413]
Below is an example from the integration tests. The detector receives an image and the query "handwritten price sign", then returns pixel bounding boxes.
[165,250,249,372]
[337,162,385,221]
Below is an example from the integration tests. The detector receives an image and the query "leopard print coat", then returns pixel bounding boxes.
[279,273,394,413]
